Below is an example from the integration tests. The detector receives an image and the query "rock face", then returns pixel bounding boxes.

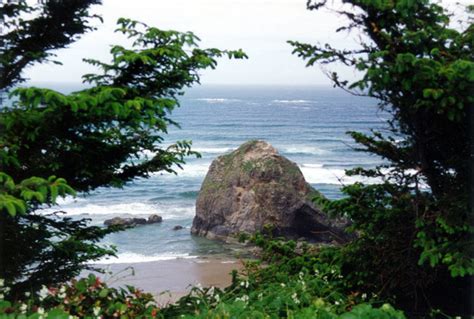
[191,140,349,243]
[104,215,163,227]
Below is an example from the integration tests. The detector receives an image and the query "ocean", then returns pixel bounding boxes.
[37,84,388,264]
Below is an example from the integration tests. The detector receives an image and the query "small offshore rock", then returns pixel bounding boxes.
[147,214,163,224]
[104,217,123,227]
[104,217,147,227]
[132,218,147,225]
[172,225,184,231]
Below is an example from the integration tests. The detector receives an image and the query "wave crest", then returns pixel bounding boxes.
[272,99,315,104]
[91,252,197,264]
[195,98,241,104]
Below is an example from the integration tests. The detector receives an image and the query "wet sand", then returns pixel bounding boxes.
[94,257,244,305]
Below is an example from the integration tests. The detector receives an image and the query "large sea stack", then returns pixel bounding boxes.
[191,140,349,243]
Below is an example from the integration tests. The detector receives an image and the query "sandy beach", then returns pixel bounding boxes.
[93,257,244,305]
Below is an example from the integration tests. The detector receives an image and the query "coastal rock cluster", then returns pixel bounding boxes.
[191,140,349,243]
[104,214,162,227]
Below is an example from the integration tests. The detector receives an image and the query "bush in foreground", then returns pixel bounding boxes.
[0,274,404,319]
[0,235,408,319]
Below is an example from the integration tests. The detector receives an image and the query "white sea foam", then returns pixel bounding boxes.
[91,252,197,264]
[53,196,85,206]
[300,163,324,168]
[272,99,315,104]
[152,206,195,219]
[138,149,156,158]
[38,202,158,216]
[163,163,211,178]
[37,202,195,219]
[300,165,425,186]
[192,147,233,154]
[299,164,381,185]
[281,146,329,155]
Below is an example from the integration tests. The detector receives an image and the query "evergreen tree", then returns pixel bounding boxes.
[0,5,246,296]
[290,0,473,315]
[0,0,102,93]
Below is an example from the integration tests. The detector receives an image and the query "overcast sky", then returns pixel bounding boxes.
[25,0,467,86]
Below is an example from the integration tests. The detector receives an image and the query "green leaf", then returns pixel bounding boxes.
[50,185,58,202]
[99,288,109,298]
[2,200,16,217]
[75,280,87,293]
[44,308,70,319]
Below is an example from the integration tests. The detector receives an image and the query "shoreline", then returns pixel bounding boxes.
[91,256,244,305]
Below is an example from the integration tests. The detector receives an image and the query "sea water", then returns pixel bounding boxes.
[34,84,388,264]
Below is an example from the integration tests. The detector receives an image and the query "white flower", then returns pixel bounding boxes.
[240,280,249,289]
[235,295,249,303]
[93,307,101,316]
[298,272,304,280]
[214,294,220,302]
[0,279,4,287]
[58,284,67,298]
[37,307,45,315]
[361,293,367,300]
[208,286,215,296]
[291,292,300,305]
[38,285,49,300]
[25,292,31,298]
[301,284,306,292]
[334,301,340,306]
[19,303,27,314]
[280,283,286,287]
[3,287,10,293]
[0,294,4,300]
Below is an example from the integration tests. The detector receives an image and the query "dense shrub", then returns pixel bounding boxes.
[0,235,408,319]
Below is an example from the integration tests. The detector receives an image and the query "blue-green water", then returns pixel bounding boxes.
[38,84,387,263]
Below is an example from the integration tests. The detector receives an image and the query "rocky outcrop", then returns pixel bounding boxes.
[147,214,163,224]
[104,214,163,227]
[191,140,349,243]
